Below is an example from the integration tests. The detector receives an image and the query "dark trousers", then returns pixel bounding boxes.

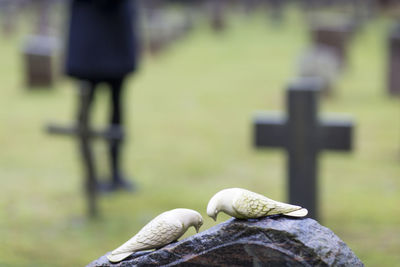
[86,77,124,126]
[78,77,126,183]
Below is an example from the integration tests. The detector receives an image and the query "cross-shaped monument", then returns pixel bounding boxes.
[47,82,123,218]
[253,78,354,220]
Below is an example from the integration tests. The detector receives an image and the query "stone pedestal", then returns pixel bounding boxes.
[87,216,363,266]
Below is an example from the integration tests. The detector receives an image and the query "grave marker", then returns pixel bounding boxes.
[310,18,354,68]
[142,2,194,56]
[23,35,56,88]
[297,45,340,96]
[208,0,226,32]
[253,78,354,220]
[377,0,399,9]
[23,0,57,88]
[47,82,124,218]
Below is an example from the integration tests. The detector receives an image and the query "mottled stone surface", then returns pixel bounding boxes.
[87,216,363,267]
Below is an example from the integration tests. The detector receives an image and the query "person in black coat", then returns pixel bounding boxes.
[65,0,139,191]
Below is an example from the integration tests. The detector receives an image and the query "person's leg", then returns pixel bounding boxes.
[77,80,97,124]
[76,79,101,214]
[107,77,133,191]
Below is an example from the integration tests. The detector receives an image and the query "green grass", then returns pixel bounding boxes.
[0,7,399,266]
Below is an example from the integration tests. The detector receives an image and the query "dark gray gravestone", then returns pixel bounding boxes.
[23,35,57,88]
[143,6,194,56]
[23,0,57,88]
[208,0,226,32]
[310,19,354,68]
[141,0,167,55]
[388,23,400,96]
[377,0,399,9]
[297,46,340,97]
[87,216,363,266]
[253,78,354,220]
[47,82,124,218]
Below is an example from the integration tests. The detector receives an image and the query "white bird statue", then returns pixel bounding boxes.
[107,208,203,263]
[207,188,308,221]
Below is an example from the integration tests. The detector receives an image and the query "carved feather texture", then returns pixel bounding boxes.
[107,209,203,263]
[207,188,308,220]
[233,189,303,218]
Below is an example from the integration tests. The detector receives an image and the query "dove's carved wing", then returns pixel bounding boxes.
[111,216,183,255]
[232,190,301,218]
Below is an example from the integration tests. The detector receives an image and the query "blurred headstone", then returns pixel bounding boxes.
[388,23,400,96]
[141,0,165,54]
[141,1,194,55]
[23,35,57,88]
[253,78,354,220]
[145,10,169,55]
[208,0,226,32]
[377,0,400,9]
[297,45,340,96]
[310,15,355,68]
[22,0,57,88]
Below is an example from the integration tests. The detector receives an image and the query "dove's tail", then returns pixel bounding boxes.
[284,208,308,217]
[107,251,133,263]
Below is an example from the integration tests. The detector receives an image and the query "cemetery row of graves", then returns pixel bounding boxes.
[0,1,399,266]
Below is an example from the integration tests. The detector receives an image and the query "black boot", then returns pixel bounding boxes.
[100,131,135,193]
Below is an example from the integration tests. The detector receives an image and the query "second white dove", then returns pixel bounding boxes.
[207,188,308,220]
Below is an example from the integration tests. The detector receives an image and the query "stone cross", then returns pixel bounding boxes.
[47,82,123,218]
[388,23,400,96]
[253,78,354,220]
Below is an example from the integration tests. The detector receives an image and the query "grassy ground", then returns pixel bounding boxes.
[0,7,399,266]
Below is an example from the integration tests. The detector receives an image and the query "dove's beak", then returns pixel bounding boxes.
[207,208,218,221]
[210,214,217,221]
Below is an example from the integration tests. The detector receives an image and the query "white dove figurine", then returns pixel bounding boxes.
[107,208,203,263]
[207,188,308,221]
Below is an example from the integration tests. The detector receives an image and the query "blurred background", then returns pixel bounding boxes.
[0,0,399,266]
